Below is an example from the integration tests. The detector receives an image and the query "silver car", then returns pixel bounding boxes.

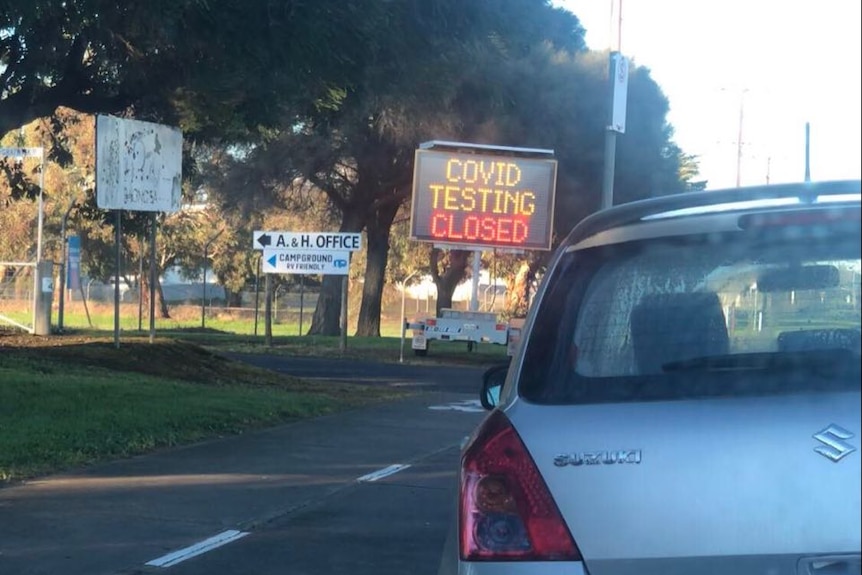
[438,180,861,575]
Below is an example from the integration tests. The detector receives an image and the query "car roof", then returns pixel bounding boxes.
[562,180,862,251]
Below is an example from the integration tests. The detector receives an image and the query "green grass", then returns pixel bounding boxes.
[0,301,505,483]
[0,338,404,484]
[154,332,510,365]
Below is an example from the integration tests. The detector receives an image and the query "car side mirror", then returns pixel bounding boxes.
[480,364,509,410]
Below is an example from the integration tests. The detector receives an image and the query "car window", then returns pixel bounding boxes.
[519,221,861,404]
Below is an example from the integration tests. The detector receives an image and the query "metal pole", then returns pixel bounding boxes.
[736,91,746,187]
[470,250,481,312]
[804,122,811,182]
[31,152,45,333]
[254,254,261,336]
[601,129,617,209]
[601,2,622,211]
[149,213,157,343]
[202,244,208,329]
[399,271,418,363]
[617,0,623,52]
[298,274,304,336]
[36,153,44,261]
[138,238,144,331]
[114,210,122,349]
[58,199,75,332]
[264,271,272,346]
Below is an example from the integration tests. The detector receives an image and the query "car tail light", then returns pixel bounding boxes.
[425,318,437,326]
[460,410,581,561]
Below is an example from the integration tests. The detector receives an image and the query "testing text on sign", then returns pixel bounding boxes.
[409,149,556,250]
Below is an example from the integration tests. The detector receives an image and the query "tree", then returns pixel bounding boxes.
[448,47,702,318]
[0,0,394,139]
[294,0,588,335]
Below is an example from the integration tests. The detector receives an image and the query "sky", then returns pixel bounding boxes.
[554,0,862,190]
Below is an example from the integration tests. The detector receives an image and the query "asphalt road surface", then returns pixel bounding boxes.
[226,352,492,394]
[0,358,488,575]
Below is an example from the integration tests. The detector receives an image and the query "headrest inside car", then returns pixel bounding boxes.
[631,292,730,374]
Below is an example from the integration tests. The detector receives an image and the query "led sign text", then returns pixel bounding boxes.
[410,150,556,250]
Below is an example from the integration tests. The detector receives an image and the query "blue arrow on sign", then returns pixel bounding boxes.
[267,255,277,268]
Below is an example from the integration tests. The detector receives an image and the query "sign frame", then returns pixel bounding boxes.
[409,142,557,251]
[95,114,183,213]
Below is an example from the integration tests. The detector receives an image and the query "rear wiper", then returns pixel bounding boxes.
[662,349,857,373]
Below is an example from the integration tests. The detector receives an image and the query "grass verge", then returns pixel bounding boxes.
[0,335,404,484]
[132,330,510,366]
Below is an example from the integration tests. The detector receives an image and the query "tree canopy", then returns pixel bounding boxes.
[1,1,703,334]
[0,0,390,138]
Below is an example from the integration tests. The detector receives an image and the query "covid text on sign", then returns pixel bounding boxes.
[409,149,556,250]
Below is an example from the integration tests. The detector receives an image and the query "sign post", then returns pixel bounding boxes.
[602,52,629,210]
[95,115,182,347]
[253,231,362,346]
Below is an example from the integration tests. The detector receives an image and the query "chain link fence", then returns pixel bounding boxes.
[0,262,35,333]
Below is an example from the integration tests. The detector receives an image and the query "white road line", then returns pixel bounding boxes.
[428,399,484,413]
[145,529,250,568]
[357,464,411,482]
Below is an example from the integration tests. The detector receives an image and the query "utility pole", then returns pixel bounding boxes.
[804,122,811,182]
[601,0,627,210]
[735,90,748,187]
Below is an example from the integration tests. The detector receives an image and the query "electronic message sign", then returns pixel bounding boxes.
[409,148,557,250]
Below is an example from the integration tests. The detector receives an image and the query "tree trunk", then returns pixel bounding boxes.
[307,213,364,336]
[431,249,470,315]
[506,261,532,318]
[307,275,342,335]
[141,271,171,319]
[226,289,242,307]
[156,276,170,319]
[355,201,400,337]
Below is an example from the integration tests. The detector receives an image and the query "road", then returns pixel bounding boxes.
[225,352,492,394]
[0,357,487,575]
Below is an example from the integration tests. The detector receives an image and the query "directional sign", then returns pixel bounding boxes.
[262,249,350,275]
[253,231,362,251]
[0,147,43,159]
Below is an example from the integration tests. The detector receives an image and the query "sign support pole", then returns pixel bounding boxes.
[264,272,273,347]
[601,129,617,210]
[470,250,481,312]
[254,254,261,336]
[149,213,157,343]
[298,275,304,336]
[339,267,349,353]
[36,153,44,261]
[113,210,122,348]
